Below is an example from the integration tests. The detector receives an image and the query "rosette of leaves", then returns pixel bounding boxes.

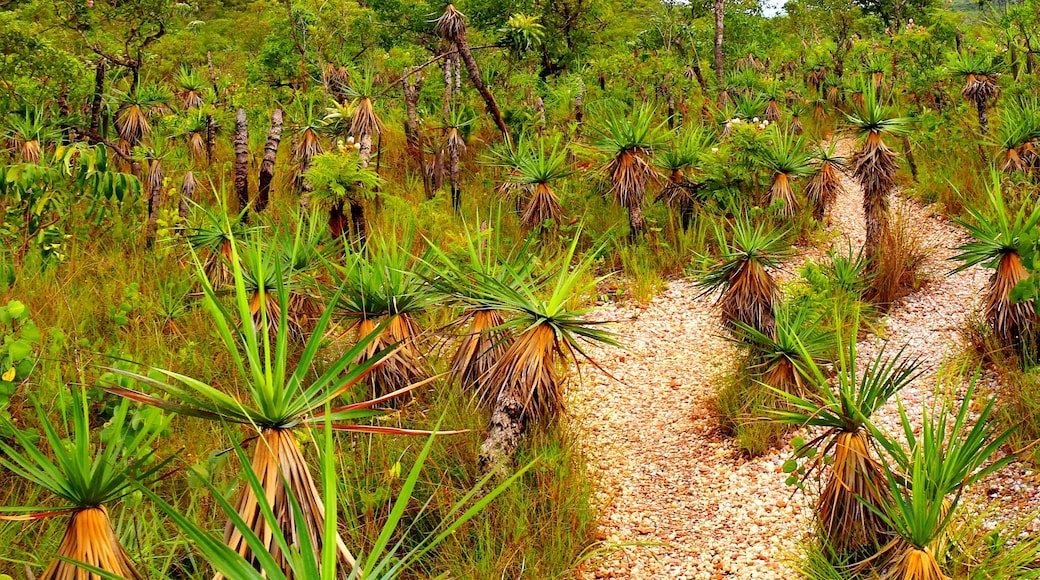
[326,233,435,398]
[509,135,572,230]
[948,51,1002,134]
[697,215,794,338]
[869,376,1016,579]
[3,107,60,163]
[102,236,435,578]
[759,126,812,218]
[992,98,1040,173]
[655,128,712,231]
[305,148,383,238]
[0,388,172,579]
[951,172,1040,353]
[769,324,922,561]
[805,141,847,221]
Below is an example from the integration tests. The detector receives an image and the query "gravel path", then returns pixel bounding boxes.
[568,140,1039,579]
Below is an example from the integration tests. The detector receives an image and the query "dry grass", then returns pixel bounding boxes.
[864,210,928,308]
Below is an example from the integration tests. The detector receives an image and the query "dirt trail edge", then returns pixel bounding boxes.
[568,142,1040,579]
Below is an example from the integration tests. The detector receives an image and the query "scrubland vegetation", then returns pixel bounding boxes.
[2,0,1040,577]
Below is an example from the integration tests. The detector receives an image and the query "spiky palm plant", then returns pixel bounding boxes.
[763,82,785,122]
[177,108,210,160]
[449,228,617,467]
[510,135,572,229]
[0,391,171,580]
[806,142,847,221]
[426,218,535,394]
[324,69,384,168]
[185,203,249,288]
[287,98,326,191]
[992,98,1040,173]
[759,126,812,217]
[732,93,768,123]
[697,216,794,337]
[656,128,712,231]
[731,302,833,396]
[768,326,922,560]
[327,234,434,397]
[485,137,532,212]
[951,172,1040,352]
[870,377,1015,579]
[441,106,474,213]
[114,84,171,146]
[103,239,428,579]
[4,107,60,163]
[175,65,208,109]
[949,51,1002,134]
[790,102,807,135]
[846,86,911,262]
[591,105,669,240]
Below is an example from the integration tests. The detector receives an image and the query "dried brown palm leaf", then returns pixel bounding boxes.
[818,431,893,556]
[853,131,899,258]
[434,4,468,41]
[450,309,510,392]
[215,428,355,580]
[40,507,145,580]
[521,182,564,228]
[764,99,782,122]
[987,252,1036,347]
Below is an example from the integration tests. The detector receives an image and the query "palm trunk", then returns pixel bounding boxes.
[145,159,165,247]
[234,109,250,214]
[256,108,283,213]
[628,196,645,241]
[179,171,197,219]
[977,101,989,134]
[450,144,461,213]
[89,60,106,136]
[479,387,527,472]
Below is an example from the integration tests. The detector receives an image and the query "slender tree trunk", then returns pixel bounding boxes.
[89,60,106,136]
[179,171,197,220]
[901,135,918,183]
[535,97,546,137]
[349,200,366,247]
[206,115,217,165]
[628,196,645,241]
[691,56,706,90]
[256,108,283,213]
[145,160,165,247]
[234,109,250,214]
[454,38,511,144]
[449,144,461,213]
[713,0,725,87]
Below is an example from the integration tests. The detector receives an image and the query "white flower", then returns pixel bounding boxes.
[346,136,355,145]
[353,142,362,150]
[733,118,742,124]
[711,147,719,153]
[753,117,760,123]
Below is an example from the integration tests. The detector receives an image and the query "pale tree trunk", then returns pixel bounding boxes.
[449,143,461,213]
[403,67,430,199]
[714,0,725,87]
[479,389,526,473]
[234,109,250,214]
[179,171,197,220]
[256,108,283,213]
[628,197,645,241]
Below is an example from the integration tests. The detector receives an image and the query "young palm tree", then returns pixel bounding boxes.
[287,98,326,195]
[510,135,572,230]
[806,142,847,221]
[951,172,1040,352]
[656,128,712,231]
[730,301,833,396]
[185,203,249,288]
[763,81,784,122]
[992,98,1040,173]
[485,137,532,214]
[441,106,473,213]
[591,105,669,240]
[697,216,794,338]
[103,239,428,578]
[3,107,60,163]
[177,108,210,161]
[768,327,922,560]
[175,65,208,109]
[759,126,812,218]
[789,102,807,136]
[327,234,435,397]
[443,228,617,467]
[870,377,1015,579]
[426,218,534,394]
[949,51,1002,134]
[0,391,171,580]
[846,86,911,262]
